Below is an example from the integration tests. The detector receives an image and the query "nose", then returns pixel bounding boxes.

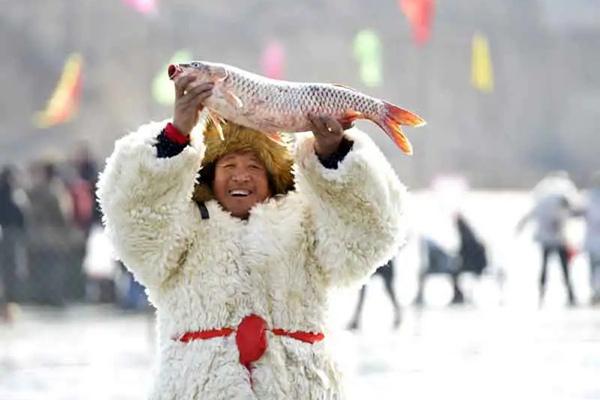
[231,171,251,183]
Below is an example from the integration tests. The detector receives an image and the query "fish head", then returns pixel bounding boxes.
[168,61,227,83]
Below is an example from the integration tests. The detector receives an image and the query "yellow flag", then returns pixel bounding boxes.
[471,33,494,92]
[34,53,83,128]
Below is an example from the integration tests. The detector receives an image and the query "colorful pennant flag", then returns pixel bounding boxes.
[399,0,434,46]
[471,33,494,92]
[152,49,193,105]
[34,53,83,128]
[122,0,158,15]
[260,41,285,80]
[353,30,382,87]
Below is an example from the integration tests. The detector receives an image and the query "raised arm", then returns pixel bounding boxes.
[97,76,213,290]
[295,117,408,288]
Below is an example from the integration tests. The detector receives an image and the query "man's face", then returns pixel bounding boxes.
[212,151,272,219]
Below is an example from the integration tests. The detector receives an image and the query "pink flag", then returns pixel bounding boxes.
[123,0,157,15]
[260,41,285,80]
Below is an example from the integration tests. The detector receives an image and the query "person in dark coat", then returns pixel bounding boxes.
[347,258,402,330]
[0,166,27,321]
[415,214,487,306]
[452,213,488,304]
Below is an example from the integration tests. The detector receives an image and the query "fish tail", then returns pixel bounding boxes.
[375,102,426,155]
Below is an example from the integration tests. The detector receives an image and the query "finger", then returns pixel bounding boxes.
[188,86,214,108]
[341,121,354,130]
[307,113,319,133]
[322,116,344,135]
[180,82,213,104]
[310,114,328,136]
[185,81,214,97]
[174,74,196,99]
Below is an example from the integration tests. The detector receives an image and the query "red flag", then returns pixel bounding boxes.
[399,0,434,46]
[34,53,83,128]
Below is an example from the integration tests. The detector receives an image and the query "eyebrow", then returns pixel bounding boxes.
[218,153,262,164]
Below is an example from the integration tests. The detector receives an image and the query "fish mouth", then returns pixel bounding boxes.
[168,64,184,80]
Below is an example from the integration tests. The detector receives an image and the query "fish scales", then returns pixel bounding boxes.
[168,61,425,154]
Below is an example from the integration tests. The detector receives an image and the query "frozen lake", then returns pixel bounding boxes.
[1,190,599,399]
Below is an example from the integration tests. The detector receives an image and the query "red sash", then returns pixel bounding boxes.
[176,314,324,368]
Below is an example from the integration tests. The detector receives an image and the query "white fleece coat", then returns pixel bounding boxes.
[97,120,408,400]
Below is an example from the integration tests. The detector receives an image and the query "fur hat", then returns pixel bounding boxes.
[192,120,295,203]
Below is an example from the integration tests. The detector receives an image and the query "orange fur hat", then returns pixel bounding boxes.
[192,120,295,203]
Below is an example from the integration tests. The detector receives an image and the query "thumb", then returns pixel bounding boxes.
[341,121,354,130]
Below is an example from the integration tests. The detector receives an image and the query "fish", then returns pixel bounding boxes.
[168,61,425,155]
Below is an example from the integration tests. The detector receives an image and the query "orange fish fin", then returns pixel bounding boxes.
[339,110,364,127]
[375,101,426,155]
[207,109,226,141]
[333,83,359,92]
[264,131,284,145]
[224,90,244,108]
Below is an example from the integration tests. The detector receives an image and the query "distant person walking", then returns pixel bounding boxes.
[26,161,73,307]
[452,213,488,304]
[583,172,600,305]
[347,258,402,330]
[517,171,579,306]
[0,166,27,322]
[415,214,487,306]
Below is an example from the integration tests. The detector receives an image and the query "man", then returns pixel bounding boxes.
[98,71,408,399]
[0,166,26,322]
[346,259,402,330]
[583,172,600,304]
[517,171,578,307]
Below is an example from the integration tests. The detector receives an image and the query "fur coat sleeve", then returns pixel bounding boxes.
[96,120,206,289]
[294,128,408,288]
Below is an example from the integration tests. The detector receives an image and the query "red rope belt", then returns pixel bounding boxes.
[175,314,324,369]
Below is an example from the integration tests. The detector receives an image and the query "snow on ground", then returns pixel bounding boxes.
[1,191,599,399]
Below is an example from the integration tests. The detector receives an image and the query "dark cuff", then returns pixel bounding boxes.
[155,123,190,158]
[317,137,354,169]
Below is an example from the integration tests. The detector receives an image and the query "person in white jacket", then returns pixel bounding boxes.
[97,71,408,399]
[583,172,600,305]
[516,171,579,306]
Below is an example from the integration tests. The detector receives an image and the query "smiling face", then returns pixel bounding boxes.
[212,150,272,219]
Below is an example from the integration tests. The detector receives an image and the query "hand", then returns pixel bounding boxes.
[308,114,352,158]
[172,72,214,136]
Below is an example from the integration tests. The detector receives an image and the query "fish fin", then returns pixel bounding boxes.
[339,110,365,126]
[224,90,244,108]
[207,109,226,141]
[333,83,359,92]
[264,131,284,145]
[374,102,426,155]
[213,66,228,82]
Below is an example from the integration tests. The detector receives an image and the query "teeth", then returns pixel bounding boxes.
[230,189,250,196]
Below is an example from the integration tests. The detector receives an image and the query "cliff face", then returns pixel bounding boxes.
[1,0,599,188]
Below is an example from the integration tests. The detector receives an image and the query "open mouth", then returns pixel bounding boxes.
[229,189,251,198]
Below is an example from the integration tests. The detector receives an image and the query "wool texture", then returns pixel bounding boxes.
[97,118,408,400]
